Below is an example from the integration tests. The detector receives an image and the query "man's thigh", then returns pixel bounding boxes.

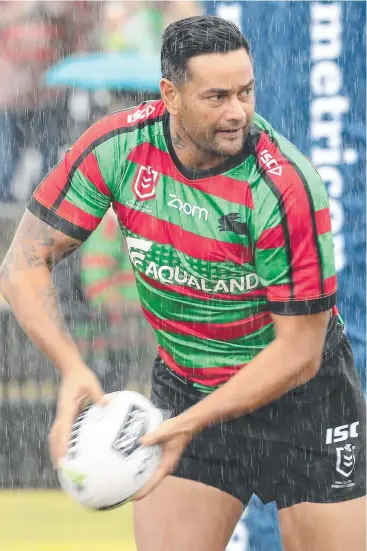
[279,496,366,551]
[133,476,244,551]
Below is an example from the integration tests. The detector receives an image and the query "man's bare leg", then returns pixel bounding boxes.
[279,496,366,551]
[133,476,244,551]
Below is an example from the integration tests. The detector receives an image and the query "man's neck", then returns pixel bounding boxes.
[169,120,227,172]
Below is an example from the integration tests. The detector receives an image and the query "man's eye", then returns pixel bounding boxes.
[208,95,226,102]
[240,88,253,98]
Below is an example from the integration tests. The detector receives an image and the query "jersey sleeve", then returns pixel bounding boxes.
[28,122,115,242]
[252,151,337,316]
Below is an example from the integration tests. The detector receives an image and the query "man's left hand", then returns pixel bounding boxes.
[133,416,194,500]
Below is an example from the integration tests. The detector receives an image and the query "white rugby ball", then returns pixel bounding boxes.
[57,391,163,510]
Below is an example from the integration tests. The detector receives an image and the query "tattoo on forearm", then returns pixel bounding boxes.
[41,281,68,334]
[21,244,49,268]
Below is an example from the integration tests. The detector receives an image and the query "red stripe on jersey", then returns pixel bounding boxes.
[127,142,254,208]
[143,307,272,341]
[139,272,267,301]
[267,277,336,302]
[315,207,332,235]
[56,199,101,231]
[256,224,284,249]
[34,162,68,208]
[78,153,110,197]
[324,275,337,295]
[267,283,292,301]
[158,346,245,386]
[256,133,321,298]
[114,202,252,264]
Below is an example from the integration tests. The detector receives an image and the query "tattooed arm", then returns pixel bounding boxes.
[0,210,86,373]
[0,210,107,464]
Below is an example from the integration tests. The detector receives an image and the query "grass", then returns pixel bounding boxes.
[0,490,136,551]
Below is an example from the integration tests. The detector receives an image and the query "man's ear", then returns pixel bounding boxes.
[160,78,180,116]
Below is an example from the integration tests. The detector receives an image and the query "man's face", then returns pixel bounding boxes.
[176,49,255,159]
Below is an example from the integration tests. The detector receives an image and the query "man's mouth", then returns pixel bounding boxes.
[217,128,243,137]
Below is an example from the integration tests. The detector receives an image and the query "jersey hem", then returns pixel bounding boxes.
[267,292,336,315]
[27,197,91,241]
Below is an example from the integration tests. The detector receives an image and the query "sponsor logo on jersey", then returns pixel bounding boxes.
[132,165,160,201]
[258,149,282,176]
[126,237,260,293]
[126,237,153,269]
[127,104,155,124]
[168,193,209,221]
[218,213,249,236]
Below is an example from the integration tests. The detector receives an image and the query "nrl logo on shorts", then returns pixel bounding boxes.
[112,405,147,458]
[132,165,160,201]
[335,443,356,477]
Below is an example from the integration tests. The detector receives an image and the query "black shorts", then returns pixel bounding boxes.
[150,319,366,509]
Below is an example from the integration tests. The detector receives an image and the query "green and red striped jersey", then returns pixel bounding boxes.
[28,99,337,392]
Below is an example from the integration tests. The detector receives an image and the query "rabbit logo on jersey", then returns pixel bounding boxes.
[126,237,260,293]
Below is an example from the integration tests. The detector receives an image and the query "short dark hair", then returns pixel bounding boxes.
[161,15,251,85]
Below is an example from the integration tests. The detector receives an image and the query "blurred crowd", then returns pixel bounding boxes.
[0,0,202,202]
[0,0,203,389]
[0,0,203,486]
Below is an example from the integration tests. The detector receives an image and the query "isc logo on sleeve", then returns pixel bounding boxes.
[127,104,155,124]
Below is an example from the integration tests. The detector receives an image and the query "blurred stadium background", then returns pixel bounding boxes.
[0,2,365,550]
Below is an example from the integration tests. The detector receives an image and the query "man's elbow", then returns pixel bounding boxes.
[289,334,325,381]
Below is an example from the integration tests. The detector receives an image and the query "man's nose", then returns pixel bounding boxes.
[224,97,247,123]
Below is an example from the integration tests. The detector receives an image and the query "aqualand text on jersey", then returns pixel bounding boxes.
[29,99,338,392]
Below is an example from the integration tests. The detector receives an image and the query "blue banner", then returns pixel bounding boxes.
[205,3,366,551]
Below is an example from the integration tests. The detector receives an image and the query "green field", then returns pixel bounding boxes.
[0,490,136,551]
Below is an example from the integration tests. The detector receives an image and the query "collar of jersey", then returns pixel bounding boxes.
[163,111,250,181]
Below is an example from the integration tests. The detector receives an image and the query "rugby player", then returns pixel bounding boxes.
[0,15,365,551]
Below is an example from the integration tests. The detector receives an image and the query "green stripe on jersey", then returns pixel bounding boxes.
[154,324,275,368]
[65,170,110,217]
[318,232,336,278]
[137,280,266,324]
[254,247,290,287]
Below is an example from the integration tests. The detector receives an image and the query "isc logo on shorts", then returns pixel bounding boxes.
[325,421,359,444]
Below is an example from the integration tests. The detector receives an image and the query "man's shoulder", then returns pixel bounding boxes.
[69,99,166,163]
[93,99,166,139]
[250,112,318,178]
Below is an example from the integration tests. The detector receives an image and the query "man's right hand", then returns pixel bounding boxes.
[48,365,107,468]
